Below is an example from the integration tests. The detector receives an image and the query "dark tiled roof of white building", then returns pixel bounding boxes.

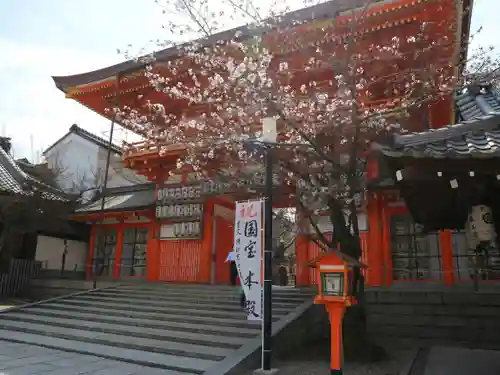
[43,124,122,155]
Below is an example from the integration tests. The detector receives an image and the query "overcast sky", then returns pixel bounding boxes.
[0,0,497,161]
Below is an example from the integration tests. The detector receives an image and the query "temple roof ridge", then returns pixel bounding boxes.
[51,0,423,92]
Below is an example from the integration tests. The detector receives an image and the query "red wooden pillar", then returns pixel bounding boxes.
[86,225,96,280]
[381,200,393,286]
[295,235,310,286]
[198,200,214,283]
[440,230,454,286]
[147,222,160,281]
[113,223,124,279]
[295,208,311,286]
[366,193,383,286]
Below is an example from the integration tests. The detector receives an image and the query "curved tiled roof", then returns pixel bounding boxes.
[51,0,402,92]
[375,84,500,159]
[455,84,500,120]
[0,146,67,201]
[75,183,155,213]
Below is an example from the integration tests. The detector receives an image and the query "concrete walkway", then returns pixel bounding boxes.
[417,346,500,375]
[0,342,176,375]
[243,347,418,375]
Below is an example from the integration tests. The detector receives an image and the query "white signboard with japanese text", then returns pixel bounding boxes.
[234,200,263,321]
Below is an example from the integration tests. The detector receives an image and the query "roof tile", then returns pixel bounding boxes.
[376,84,500,159]
[0,145,67,201]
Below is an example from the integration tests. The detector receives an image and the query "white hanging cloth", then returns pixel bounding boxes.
[465,205,497,250]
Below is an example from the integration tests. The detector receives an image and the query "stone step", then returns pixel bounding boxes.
[72,294,299,312]
[368,322,500,342]
[0,284,314,375]
[92,289,308,304]
[0,312,246,347]
[113,284,315,297]
[53,298,288,319]
[0,319,232,360]
[366,303,500,318]
[115,281,315,293]
[367,313,500,329]
[16,307,260,336]
[0,329,213,374]
[111,284,243,294]
[28,303,278,327]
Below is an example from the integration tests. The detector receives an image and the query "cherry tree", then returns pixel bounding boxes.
[117,0,498,354]
[120,0,496,258]
[114,0,500,356]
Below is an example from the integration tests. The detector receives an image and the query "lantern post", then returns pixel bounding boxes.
[313,252,359,375]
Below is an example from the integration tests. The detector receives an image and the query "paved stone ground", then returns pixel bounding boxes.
[0,342,174,375]
[420,346,500,375]
[245,346,417,375]
[0,298,32,312]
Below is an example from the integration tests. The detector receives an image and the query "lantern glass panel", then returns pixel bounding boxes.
[321,272,344,297]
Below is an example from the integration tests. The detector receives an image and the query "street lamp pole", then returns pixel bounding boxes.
[262,143,273,371]
[245,117,277,374]
[93,74,121,290]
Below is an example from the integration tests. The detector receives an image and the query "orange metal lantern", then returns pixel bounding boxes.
[309,251,361,375]
[314,253,357,305]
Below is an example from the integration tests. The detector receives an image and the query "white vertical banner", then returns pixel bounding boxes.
[234,200,263,321]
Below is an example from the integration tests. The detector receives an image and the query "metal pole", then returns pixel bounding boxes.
[93,115,116,289]
[262,145,273,371]
[94,77,120,289]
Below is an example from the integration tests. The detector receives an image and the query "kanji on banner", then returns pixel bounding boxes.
[234,200,263,321]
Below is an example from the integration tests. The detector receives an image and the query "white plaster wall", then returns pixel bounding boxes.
[44,133,145,194]
[45,133,100,193]
[35,235,88,271]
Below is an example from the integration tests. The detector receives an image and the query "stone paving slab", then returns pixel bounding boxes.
[243,348,417,375]
[0,341,190,375]
[0,332,215,372]
[421,346,500,375]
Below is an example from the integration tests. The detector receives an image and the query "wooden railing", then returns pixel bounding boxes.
[0,259,41,298]
[124,141,187,157]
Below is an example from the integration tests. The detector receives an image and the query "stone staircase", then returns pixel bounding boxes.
[366,288,500,350]
[0,283,315,374]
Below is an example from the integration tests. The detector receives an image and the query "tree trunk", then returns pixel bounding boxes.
[325,201,387,362]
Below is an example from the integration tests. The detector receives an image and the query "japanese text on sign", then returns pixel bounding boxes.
[234,200,263,321]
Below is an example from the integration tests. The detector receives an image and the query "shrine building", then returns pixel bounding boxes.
[53,0,474,287]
